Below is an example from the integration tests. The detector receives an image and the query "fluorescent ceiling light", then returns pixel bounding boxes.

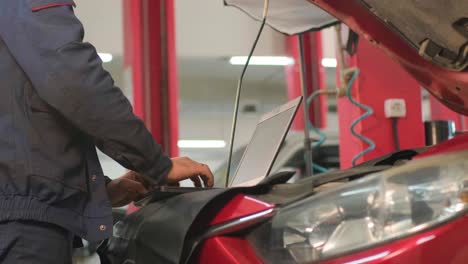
[178,140,227,149]
[321,58,337,68]
[229,56,294,66]
[98,53,113,63]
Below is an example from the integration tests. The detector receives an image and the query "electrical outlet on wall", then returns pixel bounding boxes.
[385,99,407,118]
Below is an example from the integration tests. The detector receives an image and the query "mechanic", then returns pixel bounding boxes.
[0,1,214,263]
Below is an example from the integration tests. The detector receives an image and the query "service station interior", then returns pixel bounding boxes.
[76,1,443,180]
[32,0,468,263]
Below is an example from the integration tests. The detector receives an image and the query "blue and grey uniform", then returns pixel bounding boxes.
[0,0,172,260]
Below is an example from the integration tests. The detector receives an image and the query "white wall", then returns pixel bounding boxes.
[74,0,124,56]
[74,0,290,58]
[178,78,287,169]
[175,0,286,58]
[322,27,337,59]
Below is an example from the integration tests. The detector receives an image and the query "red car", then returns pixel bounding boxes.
[99,1,468,263]
[195,135,468,264]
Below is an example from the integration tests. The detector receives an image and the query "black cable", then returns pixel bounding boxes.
[225,17,267,187]
[391,117,400,151]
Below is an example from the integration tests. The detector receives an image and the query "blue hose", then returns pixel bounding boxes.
[346,69,376,166]
[306,92,328,151]
[305,90,330,173]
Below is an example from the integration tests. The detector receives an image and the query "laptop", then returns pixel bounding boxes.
[135,96,302,205]
[229,96,302,187]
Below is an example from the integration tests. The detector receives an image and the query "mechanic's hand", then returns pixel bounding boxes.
[106,171,149,207]
[166,157,214,188]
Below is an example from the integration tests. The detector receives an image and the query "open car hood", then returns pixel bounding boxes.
[225,0,468,115]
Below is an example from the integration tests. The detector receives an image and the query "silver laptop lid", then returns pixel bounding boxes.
[230,97,303,187]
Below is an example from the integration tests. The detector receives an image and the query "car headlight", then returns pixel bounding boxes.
[249,151,468,263]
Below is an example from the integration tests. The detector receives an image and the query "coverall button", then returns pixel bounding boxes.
[99,225,107,231]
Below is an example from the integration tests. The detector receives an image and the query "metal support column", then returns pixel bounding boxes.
[285,32,327,178]
[298,34,313,178]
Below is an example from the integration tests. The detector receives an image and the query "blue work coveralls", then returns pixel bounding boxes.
[0,0,172,262]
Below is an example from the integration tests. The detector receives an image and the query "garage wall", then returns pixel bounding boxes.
[178,77,287,168]
[74,0,123,56]
[72,0,339,180]
[175,0,286,58]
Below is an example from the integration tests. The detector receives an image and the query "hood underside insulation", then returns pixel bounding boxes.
[224,0,338,35]
[359,0,467,71]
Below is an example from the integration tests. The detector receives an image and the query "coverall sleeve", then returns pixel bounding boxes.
[0,1,172,183]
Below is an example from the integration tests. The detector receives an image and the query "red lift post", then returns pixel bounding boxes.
[337,39,425,169]
[123,0,179,213]
[123,0,179,157]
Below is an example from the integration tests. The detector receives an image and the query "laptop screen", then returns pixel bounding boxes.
[230,97,302,187]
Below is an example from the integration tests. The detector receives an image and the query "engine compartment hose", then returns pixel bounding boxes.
[346,69,376,166]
